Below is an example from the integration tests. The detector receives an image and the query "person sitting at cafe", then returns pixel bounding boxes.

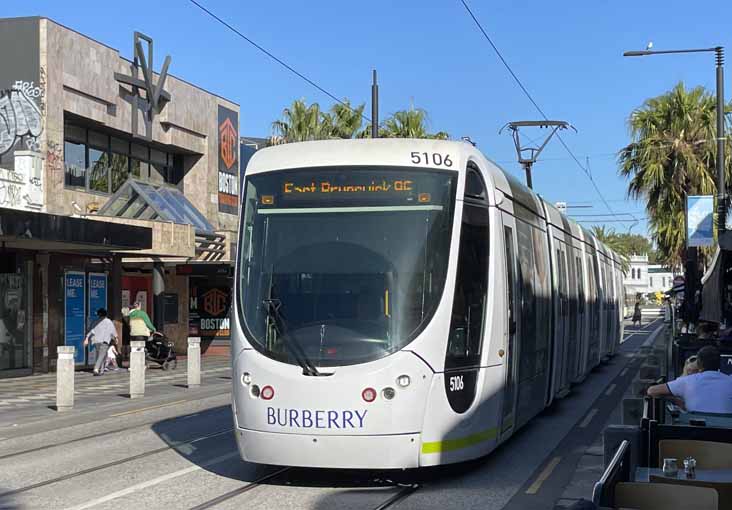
[647,345,732,414]
[682,355,700,376]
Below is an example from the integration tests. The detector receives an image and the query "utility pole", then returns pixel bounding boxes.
[371,70,379,138]
[499,120,576,189]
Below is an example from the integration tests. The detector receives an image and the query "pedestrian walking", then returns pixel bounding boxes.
[128,300,156,344]
[632,301,642,327]
[84,308,118,376]
[106,338,120,371]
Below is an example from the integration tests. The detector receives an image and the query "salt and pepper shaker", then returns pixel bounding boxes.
[663,458,679,477]
[684,457,697,479]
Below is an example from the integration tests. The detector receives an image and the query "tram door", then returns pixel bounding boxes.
[500,215,519,435]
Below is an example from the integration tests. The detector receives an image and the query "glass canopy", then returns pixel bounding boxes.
[97,179,215,234]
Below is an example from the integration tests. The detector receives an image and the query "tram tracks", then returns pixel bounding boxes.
[373,483,421,509]
[0,427,234,499]
[187,466,421,510]
[187,467,291,510]
[0,399,232,461]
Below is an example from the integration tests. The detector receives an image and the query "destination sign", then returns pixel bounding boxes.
[251,167,455,208]
[283,178,414,196]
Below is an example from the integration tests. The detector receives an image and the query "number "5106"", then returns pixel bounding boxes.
[410,152,453,167]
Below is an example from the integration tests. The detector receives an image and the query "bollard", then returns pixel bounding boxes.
[604,425,641,469]
[129,340,146,399]
[56,346,75,412]
[632,379,655,398]
[645,354,660,366]
[622,398,644,425]
[187,337,201,388]
[640,364,661,381]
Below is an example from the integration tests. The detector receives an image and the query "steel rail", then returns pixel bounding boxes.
[0,427,233,498]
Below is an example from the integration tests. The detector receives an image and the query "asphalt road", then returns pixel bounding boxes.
[0,319,662,510]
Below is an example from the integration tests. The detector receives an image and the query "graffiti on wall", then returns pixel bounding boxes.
[0,84,43,156]
[0,153,43,211]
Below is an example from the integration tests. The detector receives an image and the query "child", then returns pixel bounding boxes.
[106,338,120,371]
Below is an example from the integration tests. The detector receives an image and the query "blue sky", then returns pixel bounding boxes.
[5,0,732,238]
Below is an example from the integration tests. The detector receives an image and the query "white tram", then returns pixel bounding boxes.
[232,139,624,469]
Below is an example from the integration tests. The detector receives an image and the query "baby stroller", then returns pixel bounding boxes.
[145,332,177,370]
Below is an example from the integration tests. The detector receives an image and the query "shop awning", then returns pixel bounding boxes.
[0,207,152,251]
[98,180,215,234]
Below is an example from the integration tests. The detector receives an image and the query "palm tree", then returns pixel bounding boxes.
[327,100,365,139]
[272,99,330,143]
[379,107,449,139]
[272,100,449,143]
[618,82,732,267]
[272,99,366,143]
[591,225,630,273]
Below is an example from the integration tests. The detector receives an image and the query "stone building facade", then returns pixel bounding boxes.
[0,17,239,376]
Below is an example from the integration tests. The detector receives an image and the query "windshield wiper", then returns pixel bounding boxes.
[263,271,323,376]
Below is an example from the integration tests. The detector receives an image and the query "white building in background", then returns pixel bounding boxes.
[623,254,676,298]
[647,266,675,294]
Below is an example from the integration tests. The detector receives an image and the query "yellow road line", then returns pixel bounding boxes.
[525,456,562,495]
[579,408,599,428]
[110,399,188,417]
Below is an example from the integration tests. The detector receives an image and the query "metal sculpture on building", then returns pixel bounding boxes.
[114,32,172,141]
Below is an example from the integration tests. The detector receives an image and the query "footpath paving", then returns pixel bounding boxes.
[553,319,667,508]
[0,355,232,430]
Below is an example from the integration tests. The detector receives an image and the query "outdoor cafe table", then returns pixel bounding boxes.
[635,467,732,483]
[671,412,732,427]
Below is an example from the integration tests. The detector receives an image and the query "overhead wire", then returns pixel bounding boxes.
[458,0,631,227]
[186,0,370,122]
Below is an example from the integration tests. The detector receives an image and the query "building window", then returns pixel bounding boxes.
[64,121,184,194]
[650,277,654,287]
[64,140,86,188]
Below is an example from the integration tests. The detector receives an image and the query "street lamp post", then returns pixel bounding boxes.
[624,46,726,327]
[623,47,726,232]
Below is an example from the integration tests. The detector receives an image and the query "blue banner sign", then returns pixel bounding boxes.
[87,273,108,365]
[687,195,714,247]
[64,271,86,364]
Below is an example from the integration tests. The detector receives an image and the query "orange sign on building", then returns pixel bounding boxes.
[219,118,237,169]
[202,288,228,316]
[217,105,239,214]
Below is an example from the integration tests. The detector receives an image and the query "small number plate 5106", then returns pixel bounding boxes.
[410,151,453,168]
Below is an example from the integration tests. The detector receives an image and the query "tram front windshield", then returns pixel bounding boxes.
[238,166,456,368]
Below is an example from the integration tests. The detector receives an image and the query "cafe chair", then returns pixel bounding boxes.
[649,475,732,510]
[614,481,718,510]
[658,440,732,469]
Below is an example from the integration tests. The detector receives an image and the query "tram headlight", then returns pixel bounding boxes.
[397,374,411,388]
[241,372,252,386]
[261,385,275,401]
[362,387,377,403]
[382,387,396,400]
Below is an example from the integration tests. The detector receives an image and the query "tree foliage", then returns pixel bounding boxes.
[618,82,732,268]
[591,226,631,273]
[271,99,448,144]
[590,226,658,274]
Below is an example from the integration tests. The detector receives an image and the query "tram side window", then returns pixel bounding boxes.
[516,221,537,381]
[531,227,551,375]
[465,165,487,200]
[576,255,584,315]
[446,204,489,369]
[587,253,599,339]
[557,249,568,316]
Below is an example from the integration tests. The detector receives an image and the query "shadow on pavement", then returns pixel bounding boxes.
[0,487,21,509]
